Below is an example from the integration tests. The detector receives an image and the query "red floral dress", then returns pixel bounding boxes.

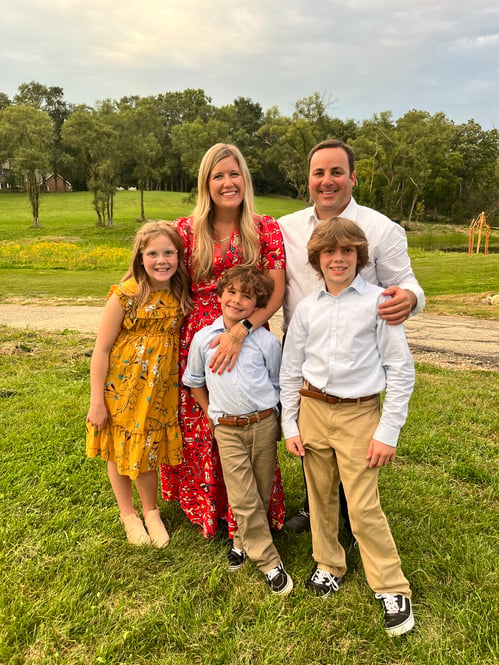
[160,214,286,539]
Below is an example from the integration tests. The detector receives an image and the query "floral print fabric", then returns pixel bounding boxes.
[160,215,286,539]
[86,279,183,480]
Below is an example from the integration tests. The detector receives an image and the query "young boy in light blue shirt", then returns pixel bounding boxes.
[280,217,415,635]
[183,265,293,595]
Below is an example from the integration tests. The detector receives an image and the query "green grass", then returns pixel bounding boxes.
[0,328,497,664]
[0,193,498,662]
[0,191,304,244]
[0,191,498,317]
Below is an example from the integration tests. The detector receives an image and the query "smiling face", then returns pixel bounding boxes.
[319,245,359,295]
[208,156,246,213]
[309,147,356,220]
[218,279,257,329]
[140,234,178,290]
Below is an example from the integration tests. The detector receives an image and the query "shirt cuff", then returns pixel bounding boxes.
[372,423,400,447]
[282,419,300,439]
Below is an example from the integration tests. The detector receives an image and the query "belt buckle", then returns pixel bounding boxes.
[239,414,251,428]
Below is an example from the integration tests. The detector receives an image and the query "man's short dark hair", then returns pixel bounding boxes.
[308,140,355,176]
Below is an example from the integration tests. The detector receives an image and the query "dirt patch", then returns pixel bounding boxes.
[0,304,497,372]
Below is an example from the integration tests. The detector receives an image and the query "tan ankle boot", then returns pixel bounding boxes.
[120,511,151,546]
[144,507,170,548]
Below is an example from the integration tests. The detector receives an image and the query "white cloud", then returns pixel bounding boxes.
[1,0,498,128]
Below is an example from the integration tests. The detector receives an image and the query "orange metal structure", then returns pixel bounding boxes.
[468,212,490,255]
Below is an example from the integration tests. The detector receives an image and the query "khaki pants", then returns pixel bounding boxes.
[299,395,411,597]
[215,414,281,574]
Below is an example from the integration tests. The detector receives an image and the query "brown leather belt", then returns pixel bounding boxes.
[217,407,275,427]
[299,382,378,405]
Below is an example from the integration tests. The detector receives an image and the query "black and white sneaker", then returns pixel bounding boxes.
[375,593,415,636]
[305,567,343,597]
[227,546,247,571]
[265,563,294,595]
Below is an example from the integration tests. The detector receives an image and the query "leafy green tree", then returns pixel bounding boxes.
[354,110,462,221]
[156,89,214,191]
[351,111,397,212]
[214,97,267,189]
[14,81,73,192]
[0,105,54,226]
[171,118,231,190]
[119,97,165,220]
[62,102,122,226]
[0,93,10,111]
[451,121,499,220]
[259,93,357,199]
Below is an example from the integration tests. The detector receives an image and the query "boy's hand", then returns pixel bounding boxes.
[286,436,305,458]
[366,438,396,468]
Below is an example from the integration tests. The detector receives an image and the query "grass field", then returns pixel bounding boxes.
[0,191,498,664]
[0,328,497,665]
[0,191,498,317]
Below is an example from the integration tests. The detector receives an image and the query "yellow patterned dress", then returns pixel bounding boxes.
[86,279,183,479]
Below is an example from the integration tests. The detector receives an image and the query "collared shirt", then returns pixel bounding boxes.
[183,316,281,425]
[278,198,425,331]
[279,274,415,446]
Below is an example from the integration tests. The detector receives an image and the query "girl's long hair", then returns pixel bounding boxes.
[192,143,260,282]
[122,220,192,317]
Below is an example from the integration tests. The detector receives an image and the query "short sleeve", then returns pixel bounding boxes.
[108,279,137,312]
[174,217,194,276]
[257,215,286,271]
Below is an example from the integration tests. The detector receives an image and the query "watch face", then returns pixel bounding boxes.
[241,319,253,331]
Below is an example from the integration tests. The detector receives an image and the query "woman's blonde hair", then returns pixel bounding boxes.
[192,143,259,282]
[122,220,192,316]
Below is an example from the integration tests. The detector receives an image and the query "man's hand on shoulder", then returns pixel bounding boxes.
[378,286,417,325]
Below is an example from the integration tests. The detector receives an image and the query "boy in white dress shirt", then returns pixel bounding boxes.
[183,265,293,595]
[280,217,415,635]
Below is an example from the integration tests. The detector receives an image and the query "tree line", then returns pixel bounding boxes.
[0,82,497,227]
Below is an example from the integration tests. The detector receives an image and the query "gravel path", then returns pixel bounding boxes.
[0,304,498,371]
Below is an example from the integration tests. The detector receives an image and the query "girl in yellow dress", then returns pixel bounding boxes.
[86,221,191,547]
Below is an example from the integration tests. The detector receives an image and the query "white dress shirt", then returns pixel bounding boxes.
[279,275,415,447]
[183,316,281,425]
[278,198,425,331]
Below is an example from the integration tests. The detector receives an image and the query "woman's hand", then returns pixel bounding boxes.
[209,326,247,374]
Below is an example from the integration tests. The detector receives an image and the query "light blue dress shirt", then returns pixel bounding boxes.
[280,274,415,446]
[183,316,281,425]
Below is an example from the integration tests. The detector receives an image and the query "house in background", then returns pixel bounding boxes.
[43,173,72,192]
[0,164,72,192]
[0,162,13,190]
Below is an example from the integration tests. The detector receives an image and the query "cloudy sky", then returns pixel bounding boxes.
[2,0,498,129]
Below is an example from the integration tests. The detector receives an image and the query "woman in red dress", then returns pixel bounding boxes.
[160,143,286,539]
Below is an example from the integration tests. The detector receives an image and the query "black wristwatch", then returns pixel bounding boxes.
[240,319,254,334]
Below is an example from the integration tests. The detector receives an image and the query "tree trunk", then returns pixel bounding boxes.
[140,187,145,220]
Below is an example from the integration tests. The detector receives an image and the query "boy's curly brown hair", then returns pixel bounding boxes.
[308,217,370,277]
[217,265,274,309]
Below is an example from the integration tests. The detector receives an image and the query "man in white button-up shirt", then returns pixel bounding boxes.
[278,139,424,534]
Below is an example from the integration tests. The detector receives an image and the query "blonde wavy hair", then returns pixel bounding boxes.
[192,143,260,282]
[122,220,192,317]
